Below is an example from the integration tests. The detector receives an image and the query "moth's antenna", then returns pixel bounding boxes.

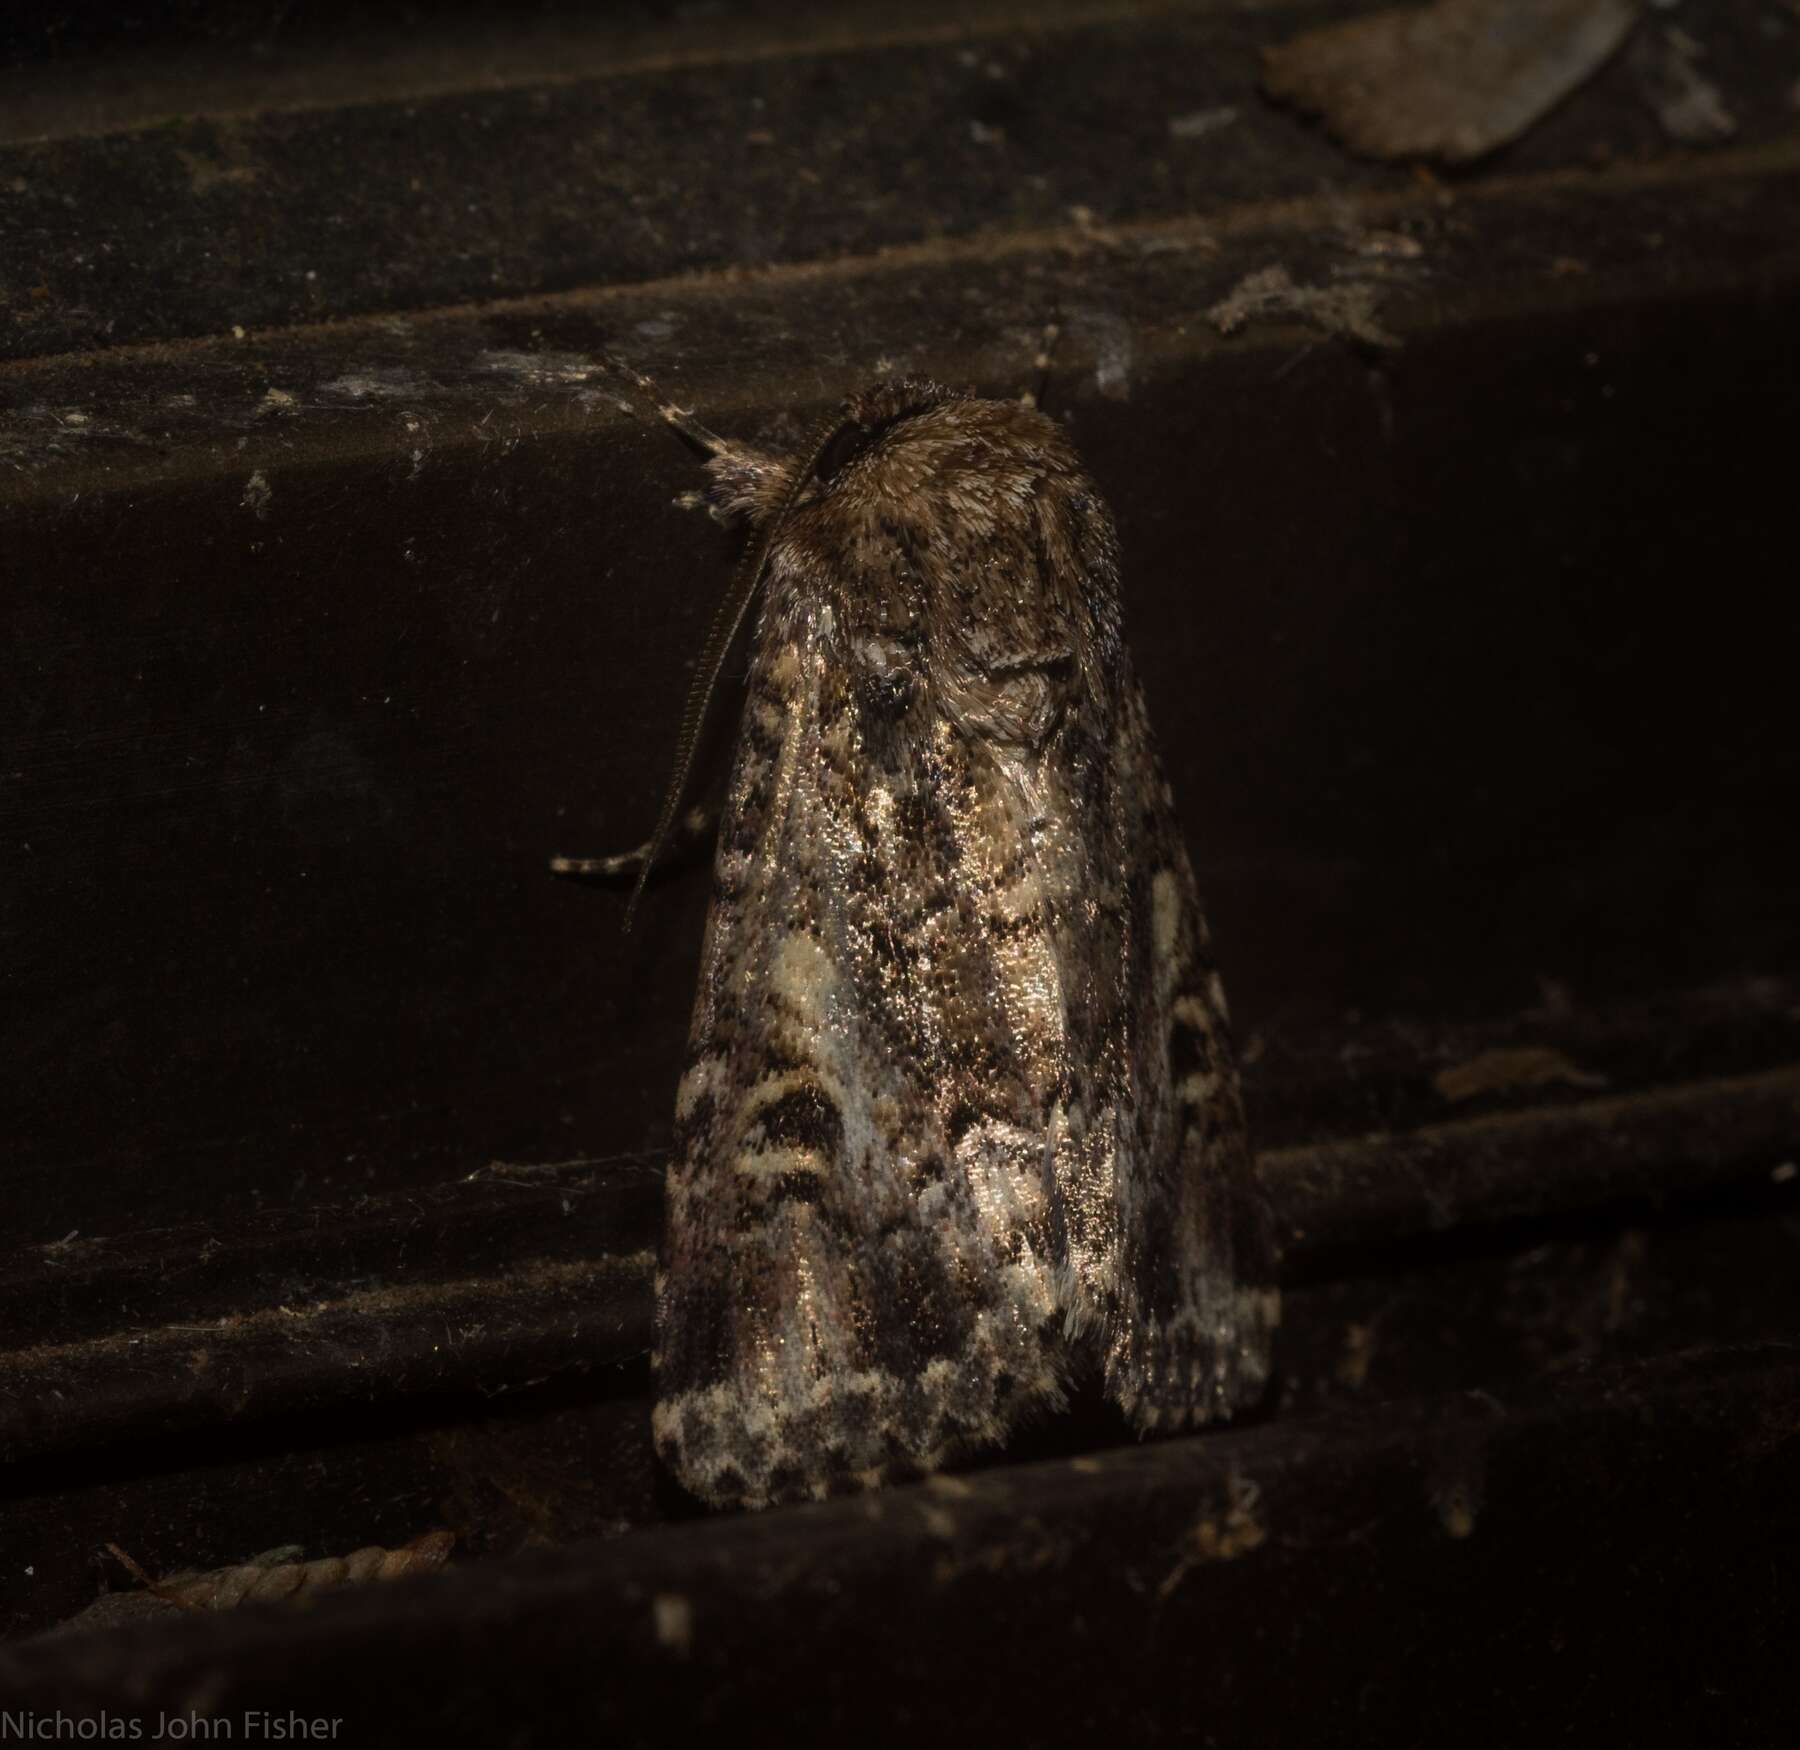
[623,404,852,931]
[596,347,731,460]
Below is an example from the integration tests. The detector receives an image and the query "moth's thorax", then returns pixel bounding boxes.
[753,386,1124,719]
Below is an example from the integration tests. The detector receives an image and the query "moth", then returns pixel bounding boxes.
[561,362,1278,1510]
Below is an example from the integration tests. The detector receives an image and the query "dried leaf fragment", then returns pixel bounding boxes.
[1263,0,1642,163]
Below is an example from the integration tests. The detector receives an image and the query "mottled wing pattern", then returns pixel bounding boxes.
[650,383,1277,1509]
[653,583,1071,1509]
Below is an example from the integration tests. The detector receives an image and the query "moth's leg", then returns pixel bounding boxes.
[664,441,795,530]
[699,442,794,527]
[550,805,713,879]
[598,348,796,526]
[652,401,729,458]
[599,351,787,526]
[599,349,732,458]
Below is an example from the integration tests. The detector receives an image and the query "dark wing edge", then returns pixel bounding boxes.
[1102,678,1280,1431]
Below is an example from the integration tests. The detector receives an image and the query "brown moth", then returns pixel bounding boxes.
[563,367,1278,1509]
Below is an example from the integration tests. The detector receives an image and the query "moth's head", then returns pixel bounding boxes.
[702,378,964,529]
[810,378,967,487]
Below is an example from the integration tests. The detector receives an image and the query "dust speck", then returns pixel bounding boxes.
[925,1474,976,1499]
[1167,106,1239,140]
[921,1505,957,1539]
[1435,1482,1479,1539]
[1337,1321,1376,1390]
[653,1593,693,1655]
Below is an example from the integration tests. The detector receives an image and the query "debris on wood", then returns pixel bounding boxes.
[1205,263,1400,348]
[1630,26,1737,144]
[1433,1045,1609,1103]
